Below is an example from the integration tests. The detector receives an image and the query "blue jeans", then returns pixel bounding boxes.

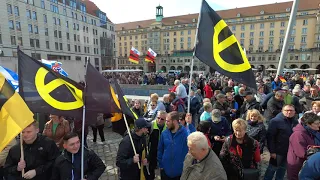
[264,157,287,180]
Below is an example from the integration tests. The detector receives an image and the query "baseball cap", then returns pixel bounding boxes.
[135,118,151,129]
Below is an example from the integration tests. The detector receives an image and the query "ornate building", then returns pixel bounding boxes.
[115,0,320,73]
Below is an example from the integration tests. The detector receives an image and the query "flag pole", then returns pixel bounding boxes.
[123,114,141,169]
[187,0,203,114]
[81,59,89,180]
[20,133,25,176]
[276,0,299,77]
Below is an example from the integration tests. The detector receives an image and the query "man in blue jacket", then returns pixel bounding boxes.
[264,104,298,180]
[157,111,188,180]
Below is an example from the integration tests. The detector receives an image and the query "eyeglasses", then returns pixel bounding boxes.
[283,109,295,112]
[151,104,156,107]
[157,117,165,121]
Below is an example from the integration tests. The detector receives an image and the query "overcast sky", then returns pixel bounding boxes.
[91,0,292,24]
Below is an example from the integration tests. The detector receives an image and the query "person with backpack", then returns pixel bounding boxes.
[287,112,320,180]
[168,92,186,113]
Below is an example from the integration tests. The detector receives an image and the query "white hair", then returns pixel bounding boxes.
[174,80,180,85]
[187,132,209,150]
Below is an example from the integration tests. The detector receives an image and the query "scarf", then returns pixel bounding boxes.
[304,125,320,146]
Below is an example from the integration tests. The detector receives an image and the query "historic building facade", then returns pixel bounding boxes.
[115,0,320,73]
[0,0,116,70]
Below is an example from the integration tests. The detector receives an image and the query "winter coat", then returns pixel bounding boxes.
[180,149,227,180]
[43,119,70,149]
[247,121,266,154]
[116,131,147,180]
[50,148,106,180]
[4,135,60,180]
[239,99,261,119]
[267,113,298,156]
[219,134,261,180]
[203,84,213,99]
[148,121,166,170]
[170,97,186,113]
[299,152,320,180]
[157,125,188,178]
[287,123,315,180]
[264,96,284,121]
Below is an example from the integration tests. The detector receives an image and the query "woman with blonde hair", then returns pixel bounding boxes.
[220,118,261,180]
[246,109,266,154]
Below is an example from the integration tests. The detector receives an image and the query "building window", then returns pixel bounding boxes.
[292,29,296,35]
[41,0,45,8]
[67,44,70,51]
[32,11,37,20]
[78,46,81,52]
[270,22,274,28]
[58,31,62,38]
[57,18,60,25]
[250,32,254,37]
[259,38,264,46]
[14,6,19,16]
[7,4,12,14]
[45,28,48,36]
[250,24,254,30]
[66,33,69,40]
[180,37,184,42]
[34,26,38,34]
[8,20,14,30]
[259,31,264,37]
[232,26,236,31]
[188,30,191,35]
[240,39,244,45]
[35,39,40,48]
[181,31,184,35]
[74,45,77,52]
[241,25,245,31]
[280,22,285,27]
[280,37,284,44]
[302,28,307,34]
[30,39,34,47]
[280,30,285,35]
[268,46,273,52]
[240,33,245,38]
[53,17,57,25]
[26,10,31,19]
[55,42,58,50]
[303,19,308,25]
[260,23,264,29]
[18,37,23,46]
[16,21,21,31]
[11,36,16,45]
[301,36,306,43]
[290,37,295,42]
[54,30,57,37]
[28,24,33,33]
[269,37,274,45]
[270,30,274,36]
[59,43,63,50]
[43,14,47,23]
[249,39,254,45]
[46,41,50,49]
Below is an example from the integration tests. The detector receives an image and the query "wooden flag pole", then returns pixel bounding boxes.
[123,114,141,169]
[20,133,25,176]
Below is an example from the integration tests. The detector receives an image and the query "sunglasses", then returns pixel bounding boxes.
[157,117,165,121]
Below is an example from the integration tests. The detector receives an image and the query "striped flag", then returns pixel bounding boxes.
[0,66,19,92]
[129,47,140,64]
[145,48,157,63]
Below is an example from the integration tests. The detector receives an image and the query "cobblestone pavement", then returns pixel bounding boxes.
[87,126,286,180]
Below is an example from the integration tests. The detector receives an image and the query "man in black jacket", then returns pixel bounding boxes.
[116,118,150,180]
[264,104,298,180]
[50,132,105,180]
[5,121,60,180]
[148,111,167,180]
[239,91,261,119]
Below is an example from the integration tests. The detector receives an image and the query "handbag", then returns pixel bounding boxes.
[243,168,260,180]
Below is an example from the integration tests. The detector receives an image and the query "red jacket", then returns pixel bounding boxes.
[203,84,213,99]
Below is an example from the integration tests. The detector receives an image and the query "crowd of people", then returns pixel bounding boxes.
[116,73,320,180]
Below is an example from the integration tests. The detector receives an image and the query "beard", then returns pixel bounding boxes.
[168,124,175,131]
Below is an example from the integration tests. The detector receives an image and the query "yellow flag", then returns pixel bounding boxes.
[0,73,34,152]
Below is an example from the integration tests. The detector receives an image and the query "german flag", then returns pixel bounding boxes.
[279,76,287,83]
[195,0,256,89]
[18,49,84,118]
[0,73,34,152]
[129,47,140,64]
[145,48,157,63]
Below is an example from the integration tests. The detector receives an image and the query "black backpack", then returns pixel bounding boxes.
[299,145,320,175]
